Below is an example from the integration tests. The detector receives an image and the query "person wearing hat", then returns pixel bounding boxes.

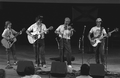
[26,15,48,68]
[55,17,74,68]
[1,21,20,69]
[88,18,109,65]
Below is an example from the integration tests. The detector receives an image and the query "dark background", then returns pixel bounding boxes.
[0,2,120,48]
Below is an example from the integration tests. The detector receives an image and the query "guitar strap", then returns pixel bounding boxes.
[97,27,104,38]
[38,24,42,39]
[98,27,106,43]
[39,24,42,32]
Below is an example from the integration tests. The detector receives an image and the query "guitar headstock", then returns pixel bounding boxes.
[21,28,26,32]
[19,28,26,34]
[48,26,53,30]
[114,28,119,32]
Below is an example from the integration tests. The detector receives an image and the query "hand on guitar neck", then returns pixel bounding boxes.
[107,28,119,37]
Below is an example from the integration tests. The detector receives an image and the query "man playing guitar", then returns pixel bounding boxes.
[1,21,22,69]
[88,18,110,65]
[26,15,53,68]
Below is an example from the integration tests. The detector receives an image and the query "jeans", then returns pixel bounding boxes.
[6,44,17,64]
[33,39,46,66]
[93,40,105,65]
[59,38,72,65]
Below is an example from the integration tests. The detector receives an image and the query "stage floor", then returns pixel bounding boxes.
[0,45,120,78]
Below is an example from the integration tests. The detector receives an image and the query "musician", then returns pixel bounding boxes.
[2,21,20,68]
[26,15,48,68]
[88,18,110,65]
[55,17,74,68]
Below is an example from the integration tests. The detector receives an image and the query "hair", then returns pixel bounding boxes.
[0,69,5,78]
[24,66,35,75]
[80,64,90,75]
[96,18,102,22]
[4,21,11,28]
[35,15,43,22]
[65,17,70,22]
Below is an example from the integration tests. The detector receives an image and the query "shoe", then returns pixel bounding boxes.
[35,64,41,68]
[7,61,10,64]
[68,65,72,68]
[43,64,46,68]
[35,64,38,67]
[5,64,13,69]
[13,61,18,65]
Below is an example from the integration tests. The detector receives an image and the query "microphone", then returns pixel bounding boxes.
[107,28,110,32]
[83,25,86,34]
[79,37,81,42]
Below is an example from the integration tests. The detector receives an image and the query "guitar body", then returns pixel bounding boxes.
[91,38,101,47]
[27,32,42,44]
[1,38,16,48]
[27,35,38,44]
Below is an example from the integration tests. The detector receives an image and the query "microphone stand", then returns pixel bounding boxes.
[105,28,109,71]
[61,34,64,62]
[55,37,60,50]
[55,37,61,61]
[55,34,64,62]
[78,37,81,51]
[81,25,86,65]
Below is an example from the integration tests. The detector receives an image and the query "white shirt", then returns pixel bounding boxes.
[76,75,93,78]
[56,24,73,39]
[21,75,41,78]
[27,22,47,39]
[2,28,17,39]
[89,26,107,38]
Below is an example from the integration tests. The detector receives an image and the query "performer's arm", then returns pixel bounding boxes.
[88,28,93,42]
[43,24,48,34]
[26,30,32,36]
[26,25,33,36]
[88,32,92,42]
[2,29,10,40]
[69,26,74,37]
[12,29,19,35]
[103,28,110,37]
[55,26,61,34]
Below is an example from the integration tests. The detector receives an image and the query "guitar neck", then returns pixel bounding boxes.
[13,28,25,38]
[40,29,48,34]
[16,32,20,36]
[40,27,52,34]
[109,30,116,34]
